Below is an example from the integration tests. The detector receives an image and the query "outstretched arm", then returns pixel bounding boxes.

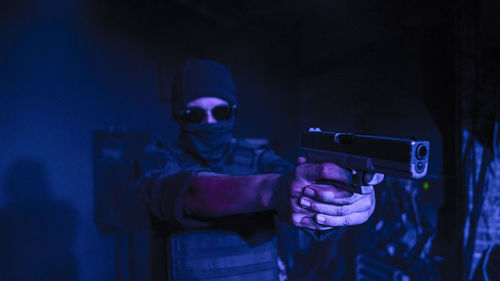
[182,162,381,230]
[183,172,281,217]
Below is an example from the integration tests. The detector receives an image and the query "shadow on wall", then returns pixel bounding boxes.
[0,158,78,281]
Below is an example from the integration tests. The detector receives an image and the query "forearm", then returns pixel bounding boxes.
[183,172,283,217]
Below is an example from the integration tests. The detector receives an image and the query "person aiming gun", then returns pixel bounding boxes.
[137,59,381,281]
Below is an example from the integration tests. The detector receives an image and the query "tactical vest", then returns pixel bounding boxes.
[167,139,279,281]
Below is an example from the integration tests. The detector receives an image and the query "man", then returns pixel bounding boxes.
[138,59,379,280]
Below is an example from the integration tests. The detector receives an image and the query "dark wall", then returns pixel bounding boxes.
[0,2,168,280]
[296,0,442,174]
[0,1,299,280]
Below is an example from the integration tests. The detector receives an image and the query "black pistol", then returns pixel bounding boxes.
[301,128,430,194]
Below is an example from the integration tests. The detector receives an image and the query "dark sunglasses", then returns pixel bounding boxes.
[179,104,237,124]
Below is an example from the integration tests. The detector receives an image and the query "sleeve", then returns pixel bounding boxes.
[136,142,212,230]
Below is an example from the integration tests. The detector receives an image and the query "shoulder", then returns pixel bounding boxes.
[141,138,181,172]
[232,138,293,174]
[231,138,273,162]
[144,138,177,154]
[220,138,270,173]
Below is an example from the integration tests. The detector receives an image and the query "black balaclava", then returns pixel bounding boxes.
[172,59,238,163]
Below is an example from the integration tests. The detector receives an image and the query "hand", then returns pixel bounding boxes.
[286,159,380,231]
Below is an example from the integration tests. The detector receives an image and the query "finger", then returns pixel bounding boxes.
[290,213,334,231]
[314,211,372,227]
[327,193,372,205]
[298,163,352,184]
[368,191,376,214]
[299,194,372,216]
[291,197,314,215]
[297,156,307,164]
[302,184,355,203]
[362,172,384,186]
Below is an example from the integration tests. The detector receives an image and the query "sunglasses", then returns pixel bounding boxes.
[179,104,237,124]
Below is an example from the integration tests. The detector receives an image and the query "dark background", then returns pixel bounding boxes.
[0,0,497,280]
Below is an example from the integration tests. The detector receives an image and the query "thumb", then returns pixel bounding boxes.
[362,172,384,186]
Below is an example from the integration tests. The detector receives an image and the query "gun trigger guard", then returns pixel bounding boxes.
[349,175,373,194]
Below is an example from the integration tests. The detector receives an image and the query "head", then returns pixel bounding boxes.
[171,59,238,162]
[172,59,237,124]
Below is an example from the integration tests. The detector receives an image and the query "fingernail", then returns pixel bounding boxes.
[300,198,310,208]
[316,215,325,223]
[324,191,334,201]
[304,187,314,197]
[365,173,384,185]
